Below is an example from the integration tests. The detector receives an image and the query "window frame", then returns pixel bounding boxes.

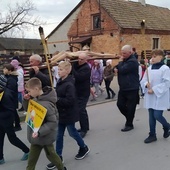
[92,13,101,30]
[152,37,160,49]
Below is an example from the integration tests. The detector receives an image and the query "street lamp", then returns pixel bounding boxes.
[141,20,145,28]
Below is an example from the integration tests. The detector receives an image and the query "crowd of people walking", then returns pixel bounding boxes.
[0,44,170,170]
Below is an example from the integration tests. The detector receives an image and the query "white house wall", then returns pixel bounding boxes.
[47,8,81,54]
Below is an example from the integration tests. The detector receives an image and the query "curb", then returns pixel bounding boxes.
[87,98,117,107]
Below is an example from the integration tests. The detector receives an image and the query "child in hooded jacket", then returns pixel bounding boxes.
[0,64,29,165]
[23,77,66,170]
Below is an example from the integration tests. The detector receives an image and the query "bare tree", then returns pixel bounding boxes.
[0,0,43,36]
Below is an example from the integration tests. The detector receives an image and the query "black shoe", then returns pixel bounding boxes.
[79,131,87,138]
[121,126,134,132]
[46,156,64,170]
[75,146,90,160]
[144,134,157,143]
[105,97,110,99]
[18,106,24,112]
[14,126,22,132]
[46,163,56,170]
[46,164,66,170]
[163,127,170,138]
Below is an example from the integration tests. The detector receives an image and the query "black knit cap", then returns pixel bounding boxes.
[12,56,20,62]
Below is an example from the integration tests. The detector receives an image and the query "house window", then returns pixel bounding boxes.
[92,14,101,30]
[152,38,159,49]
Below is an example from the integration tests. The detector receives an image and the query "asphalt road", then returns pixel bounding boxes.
[2,98,170,170]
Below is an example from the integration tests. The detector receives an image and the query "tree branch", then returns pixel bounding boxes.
[0,0,44,35]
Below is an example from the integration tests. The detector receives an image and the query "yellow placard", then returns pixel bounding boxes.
[25,99,47,132]
[0,91,4,101]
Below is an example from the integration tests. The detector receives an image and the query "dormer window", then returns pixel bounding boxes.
[92,14,101,30]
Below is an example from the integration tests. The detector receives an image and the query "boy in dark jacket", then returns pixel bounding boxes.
[23,77,66,170]
[47,61,90,170]
[0,64,29,165]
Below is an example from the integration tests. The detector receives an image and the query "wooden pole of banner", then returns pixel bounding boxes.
[38,26,53,87]
[141,20,149,83]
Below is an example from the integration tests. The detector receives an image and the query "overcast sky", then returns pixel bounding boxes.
[1,0,170,39]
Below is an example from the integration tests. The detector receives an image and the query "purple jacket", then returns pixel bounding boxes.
[91,66,103,83]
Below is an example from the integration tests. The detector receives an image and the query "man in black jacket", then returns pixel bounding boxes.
[29,54,51,88]
[72,52,91,138]
[114,45,140,132]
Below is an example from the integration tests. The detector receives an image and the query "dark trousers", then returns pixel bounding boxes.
[0,124,29,159]
[26,144,63,170]
[117,90,139,127]
[77,96,89,132]
[104,80,115,98]
[14,109,20,128]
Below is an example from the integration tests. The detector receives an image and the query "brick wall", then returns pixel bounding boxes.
[67,0,170,59]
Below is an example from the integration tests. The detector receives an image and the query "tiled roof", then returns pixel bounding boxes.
[100,0,170,30]
[0,38,43,50]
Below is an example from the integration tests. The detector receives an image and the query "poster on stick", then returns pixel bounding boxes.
[0,91,4,101]
[25,99,47,132]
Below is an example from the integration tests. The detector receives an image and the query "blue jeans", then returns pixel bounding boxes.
[148,108,170,135]
[18,92,23,104]
[56,123,85,156]
[93,82,100,95]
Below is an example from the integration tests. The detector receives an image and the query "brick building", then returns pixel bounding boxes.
[47,0,170,61]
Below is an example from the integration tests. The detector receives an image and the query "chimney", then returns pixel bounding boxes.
[138,0,146,6]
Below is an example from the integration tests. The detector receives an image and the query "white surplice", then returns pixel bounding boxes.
[140,65,170,110]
